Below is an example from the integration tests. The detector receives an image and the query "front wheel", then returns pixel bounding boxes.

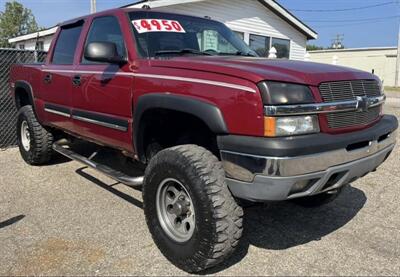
[143,145,243,273]
[17,105,53,165]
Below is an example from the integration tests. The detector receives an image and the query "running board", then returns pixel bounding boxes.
[53,143,144,187]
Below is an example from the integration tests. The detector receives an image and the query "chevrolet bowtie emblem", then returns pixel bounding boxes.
[357,96,369,112]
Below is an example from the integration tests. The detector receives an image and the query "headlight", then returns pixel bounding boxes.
[264,115,320,137]
[258,81,314,105]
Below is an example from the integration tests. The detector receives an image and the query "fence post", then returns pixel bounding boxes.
[34,49,38,62]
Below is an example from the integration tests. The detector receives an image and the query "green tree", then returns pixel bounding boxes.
[306,44,324,51]
[0,1,40,48]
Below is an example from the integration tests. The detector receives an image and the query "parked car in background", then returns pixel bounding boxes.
[9,6,398,273]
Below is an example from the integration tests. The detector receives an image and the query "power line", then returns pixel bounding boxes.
[305,15,400,23]
[289,1,395,12]
[315,18,399,28]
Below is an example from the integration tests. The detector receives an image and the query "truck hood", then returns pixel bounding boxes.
[149,56,378,86]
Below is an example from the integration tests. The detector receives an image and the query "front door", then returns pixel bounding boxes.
[72,15,134,151]
[40,22,84,132]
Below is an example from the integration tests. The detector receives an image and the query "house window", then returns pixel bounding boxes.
[249,34,291,58]
[35,41,44,51]
[249,34,270,57]
[18,44,25,50]
[272,38,290,59]
[233,31,244,41]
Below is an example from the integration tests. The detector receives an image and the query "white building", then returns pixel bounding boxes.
[8,0,317,60]
[8,27,57,51]
[309,47,397,87]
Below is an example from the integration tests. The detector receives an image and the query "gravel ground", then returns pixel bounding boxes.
[0,101,399,276]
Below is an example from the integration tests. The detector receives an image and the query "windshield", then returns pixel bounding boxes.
[128,11,257,58]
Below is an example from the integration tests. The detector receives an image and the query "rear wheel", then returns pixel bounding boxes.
[17,105,53,165]
[143,145,243,273]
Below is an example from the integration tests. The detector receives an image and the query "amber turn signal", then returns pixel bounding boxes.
[264,117,276,137]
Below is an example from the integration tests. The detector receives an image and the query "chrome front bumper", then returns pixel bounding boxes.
[221,130,396,202]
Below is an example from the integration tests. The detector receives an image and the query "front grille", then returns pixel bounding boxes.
[319,80,382,129]
[327,106,381,129]
[319,80,381,102]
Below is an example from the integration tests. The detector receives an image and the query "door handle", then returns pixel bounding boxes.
[72,75,81,86]
[43,74,52,84]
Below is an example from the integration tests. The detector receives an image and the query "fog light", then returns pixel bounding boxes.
[290,179,318,195]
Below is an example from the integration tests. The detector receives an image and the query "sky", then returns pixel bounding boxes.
[0,0,398,48]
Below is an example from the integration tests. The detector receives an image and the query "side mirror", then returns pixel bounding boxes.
[84,42,126,64]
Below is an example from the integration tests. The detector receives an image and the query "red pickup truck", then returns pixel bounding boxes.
[10,7,398,273]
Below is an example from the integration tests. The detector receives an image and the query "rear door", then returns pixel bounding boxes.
[72,15,134,151]
[41,21,84,131]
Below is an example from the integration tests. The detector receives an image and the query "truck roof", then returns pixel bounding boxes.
[59,7,210,28]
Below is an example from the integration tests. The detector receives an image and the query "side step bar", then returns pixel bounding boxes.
[53,143,144,187]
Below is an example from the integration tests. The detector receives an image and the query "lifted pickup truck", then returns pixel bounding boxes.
[10,7,398,273]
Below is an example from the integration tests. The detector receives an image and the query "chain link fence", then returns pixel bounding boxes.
[0,49,47,149]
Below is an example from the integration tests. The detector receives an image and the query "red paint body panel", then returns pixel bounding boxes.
[9,8,384,155]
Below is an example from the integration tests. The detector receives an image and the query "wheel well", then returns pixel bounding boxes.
[139,108,219,162]
[14,87,32,110]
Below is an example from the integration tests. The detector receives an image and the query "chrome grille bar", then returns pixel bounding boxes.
[319,80,381,102]
[327,106,381,129]
[264,95,385,116]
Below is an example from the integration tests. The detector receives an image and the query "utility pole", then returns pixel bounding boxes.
[90,0,97,14]
[395,0,400,87]
[331,34,344,49]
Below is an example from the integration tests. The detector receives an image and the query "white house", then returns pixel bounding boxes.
[309,47,397,87]
[8,0,317,60]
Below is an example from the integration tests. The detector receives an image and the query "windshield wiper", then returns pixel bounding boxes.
[238,51,257,57]
[155,48,212,57]
[218,51,257,57]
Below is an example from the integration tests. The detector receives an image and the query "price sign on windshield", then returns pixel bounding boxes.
[132,19,186,34]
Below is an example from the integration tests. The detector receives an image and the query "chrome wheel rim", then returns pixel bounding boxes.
[20,121,31,151]
[156,178,195,243]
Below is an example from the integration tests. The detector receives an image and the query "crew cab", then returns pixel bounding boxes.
[10,6,398,273]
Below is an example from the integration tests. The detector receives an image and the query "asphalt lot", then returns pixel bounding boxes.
[1,100,399,276]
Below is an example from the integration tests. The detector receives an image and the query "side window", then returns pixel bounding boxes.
[83,16,126,63]
[52,23,83,65]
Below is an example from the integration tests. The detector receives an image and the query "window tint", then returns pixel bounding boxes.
[196,30,238,53]
[52,23,83,64]
[272,38,290,59]
[83,16,126,63]
[249,34,270,57]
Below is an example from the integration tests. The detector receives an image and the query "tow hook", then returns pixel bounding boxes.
[326,189,339,195]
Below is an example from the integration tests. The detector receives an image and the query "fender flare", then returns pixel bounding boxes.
[14,80,36,112]
[133,93,229,161]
